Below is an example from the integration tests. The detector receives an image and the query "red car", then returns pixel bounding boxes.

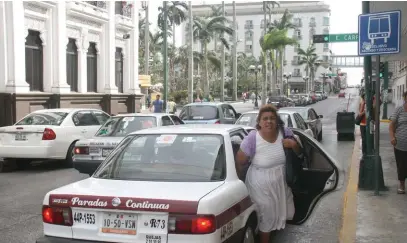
[338,92,346,98]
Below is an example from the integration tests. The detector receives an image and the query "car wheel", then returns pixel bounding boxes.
[63,142,76,168]
[318,130,323,141]
[241,221,256,243]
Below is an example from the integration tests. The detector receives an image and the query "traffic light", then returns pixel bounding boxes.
[313,34,329,43]
[379,62,385,78]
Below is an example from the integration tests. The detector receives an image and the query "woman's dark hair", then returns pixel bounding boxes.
[256,104,284,130]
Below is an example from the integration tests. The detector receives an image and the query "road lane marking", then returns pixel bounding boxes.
[339,130,361,243]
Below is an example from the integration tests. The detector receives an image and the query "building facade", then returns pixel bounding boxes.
[181,1,332,92]
[390,61,407,107]
[0,1,143,126]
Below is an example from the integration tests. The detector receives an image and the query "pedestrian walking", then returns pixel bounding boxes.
[389,91,407,194]
[236,104,302,243]
[150,94,163,113]
[167,98,176,114]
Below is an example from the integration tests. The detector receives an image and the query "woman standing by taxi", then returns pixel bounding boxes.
[236,104,301,243]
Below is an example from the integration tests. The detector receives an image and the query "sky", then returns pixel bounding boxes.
[145,0,363,85]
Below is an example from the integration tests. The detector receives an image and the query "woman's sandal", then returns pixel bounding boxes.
[397,188,405,194]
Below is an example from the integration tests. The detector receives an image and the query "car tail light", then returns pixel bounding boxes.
[74,147,89,155]
[42,128,56,140]
[169,214,216,234]
[42,205,72,226]
[214,120,221,124]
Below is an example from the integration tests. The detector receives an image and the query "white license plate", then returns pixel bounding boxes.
[102,149,113,157]
[101,212,137,235]
[73,211,97,225]
[15,134,26,141]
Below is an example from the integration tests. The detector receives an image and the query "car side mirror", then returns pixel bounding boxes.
[319,115,323,119]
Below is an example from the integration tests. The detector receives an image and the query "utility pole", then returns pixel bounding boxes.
[187,1,194,103]
[220,1,226,102]
[232,1,237,101]
[144,1,149,75]
[162,1,168,112]
[262,2,267,106]
[382,61,389,119]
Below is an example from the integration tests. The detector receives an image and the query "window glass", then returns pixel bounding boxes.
[179,106,219,120]
[170,115,184,125]
[235,113,258,127]
[72,111,100,126]
[95,116,157,137]
[161,116,174,126]
[93,111,110,125]
[94,134,226,182]
[16,112,68,126]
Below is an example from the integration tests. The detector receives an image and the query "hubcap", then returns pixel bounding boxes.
[243,226,255,243]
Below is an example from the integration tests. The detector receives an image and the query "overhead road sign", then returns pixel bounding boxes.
[313,33,359,43]
[358,10,401,56]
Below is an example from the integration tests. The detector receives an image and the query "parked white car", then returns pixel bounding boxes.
[36,124,342,243]
[0,108,109,171]
[73,113,184,175]
[235,110,315,138]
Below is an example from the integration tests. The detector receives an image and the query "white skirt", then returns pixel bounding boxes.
[245,164,295,232]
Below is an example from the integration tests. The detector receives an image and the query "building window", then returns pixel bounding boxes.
[245,20,253,29]
[245,31,253,41]
[293,18,302,27]
[309,17,316,27]
[115,47,124,93]
[25,30,43,92]
[323,17,330,26]
[115,1,132,18]
[87,42,98,92]
[309,28,316,41]
[66,38,78,92]
[245,44,252,52]
[294,29,302,40]
[293,69,301,77]
[294,44,301,52]
[323,28,329,35]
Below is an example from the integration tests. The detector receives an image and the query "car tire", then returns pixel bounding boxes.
[318,130,323,141]
[63,142,76,168]
[240,220,256,243]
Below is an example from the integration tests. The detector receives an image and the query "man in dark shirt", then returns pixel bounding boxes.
[150,94,163,113]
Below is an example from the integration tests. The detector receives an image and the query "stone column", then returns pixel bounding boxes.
[128,1,140,94]
[123,42,131,93]
[0,1,7,92]
[77,28,89,93]
[51,1,70,93]
[43,7,53,92]
[104,1,118,94]
[5,1,29,93]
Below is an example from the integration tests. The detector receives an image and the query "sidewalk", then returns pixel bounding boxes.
[380,102,396,122]
[340,123,407,243]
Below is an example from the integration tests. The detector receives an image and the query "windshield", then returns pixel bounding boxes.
[95,116,157,137]
[179,106,218,120]
[15,112,68,126]
[235,113,258,127]
[94,134,226,182]
[296,110,308,120]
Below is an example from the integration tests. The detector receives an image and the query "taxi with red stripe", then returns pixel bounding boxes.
[36,124,342,243]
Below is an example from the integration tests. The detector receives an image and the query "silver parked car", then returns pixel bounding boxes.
[279,107,323,141]
[72,113,184,175]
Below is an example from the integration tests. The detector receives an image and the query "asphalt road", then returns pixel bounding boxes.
[0,89,360,243]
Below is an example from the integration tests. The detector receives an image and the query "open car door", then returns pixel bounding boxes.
[288,128,343,225]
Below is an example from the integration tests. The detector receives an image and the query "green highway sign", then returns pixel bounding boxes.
[329,33,358,42]
[313,33,359,43]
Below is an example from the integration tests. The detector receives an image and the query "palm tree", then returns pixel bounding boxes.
[298,44,322,92]
[193,16,233,97]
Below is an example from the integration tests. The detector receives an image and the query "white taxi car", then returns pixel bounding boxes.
[36,125,342,243]
[0,108,109,172]
[73,113,184,175]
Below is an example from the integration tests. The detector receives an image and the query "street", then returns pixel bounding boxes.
[0,89,360,243]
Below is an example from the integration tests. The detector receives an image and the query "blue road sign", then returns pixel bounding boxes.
[358,10,401,56]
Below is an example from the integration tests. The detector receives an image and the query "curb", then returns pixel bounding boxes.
[339,131,360,243]
[380,119,391,123]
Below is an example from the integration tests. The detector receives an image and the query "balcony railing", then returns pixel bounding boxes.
[244,24,253,29]
[309,22,316,27]
[291,59,300,65]
[292,72,302,77]
[86,1,106,9]
[115,1,132,18]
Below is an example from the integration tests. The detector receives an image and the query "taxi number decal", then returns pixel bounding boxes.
[73,212,96,225]
[145,235,161,243]
[147,219,166,229]
[220,221,233,240]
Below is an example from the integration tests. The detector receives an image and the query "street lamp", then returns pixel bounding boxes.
[283,72,292,96]
[303,76,309,93]
[249,64,262,109]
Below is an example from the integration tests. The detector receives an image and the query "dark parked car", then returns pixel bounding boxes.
[267,96,294,108]
[179,102,241,124]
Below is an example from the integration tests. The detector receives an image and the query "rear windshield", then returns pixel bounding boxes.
[289,95,299,99]
[94,134,226,182]
[235,113,258,127]
[15,112,68,126]
[179,106,218,120]
[95,116,157,137]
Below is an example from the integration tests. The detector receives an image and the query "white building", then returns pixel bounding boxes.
[181,1,332,92]
[0,1,143,126]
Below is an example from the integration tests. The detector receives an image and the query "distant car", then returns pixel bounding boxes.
[36,125,341,243]
[73,113,184,175]
[267,96,294,108]
[289,94,302,106]
[0,108,110,172]
[338,92,346,98]
[179,102,241,124]
[235,110,315,138]
[279,107,324,141]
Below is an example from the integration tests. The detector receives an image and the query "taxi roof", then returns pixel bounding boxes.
[129,124,246,136]
[113,113,173,118]
[241,109,299,115]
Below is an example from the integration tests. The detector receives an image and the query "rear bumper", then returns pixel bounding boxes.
[73,159,103,175]
[36,236,96,243]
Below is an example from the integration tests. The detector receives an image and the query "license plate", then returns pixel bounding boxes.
[15,134,26,141]
[102,149,113,157]
[73,211,96,225]
[89,147,100,154]
[101,213,137,235]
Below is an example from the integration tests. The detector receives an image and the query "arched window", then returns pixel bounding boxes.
[66,38,78,92]
[25,30,43,91]
[115,47,124,93]
[87,42,98,92]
